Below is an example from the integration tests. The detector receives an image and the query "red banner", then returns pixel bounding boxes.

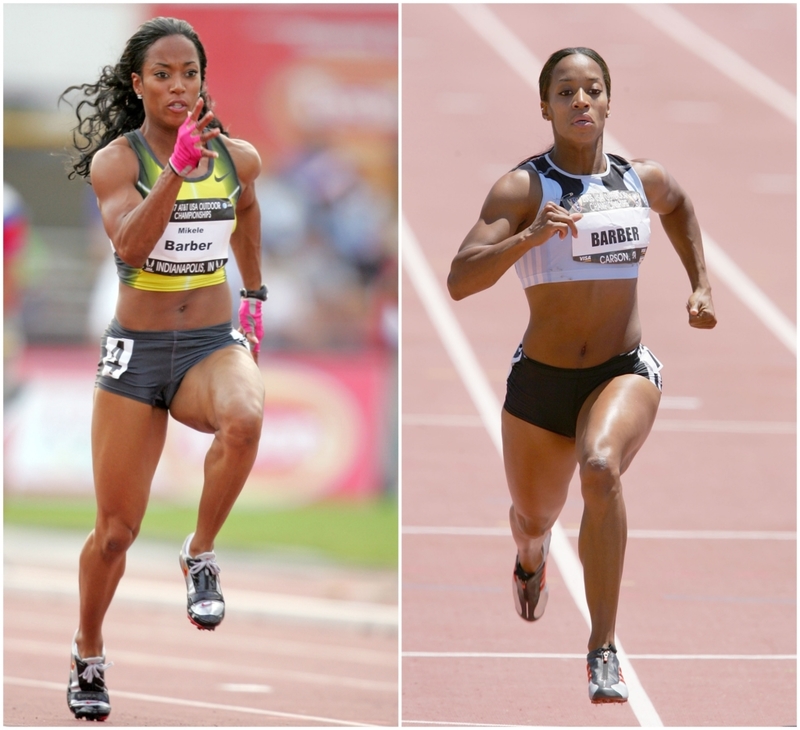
[4,347,394,505]
[150,4,398,193]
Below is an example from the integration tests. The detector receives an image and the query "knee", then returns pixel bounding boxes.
[510,505,554,540]
[94,516,139,559]
[579,452,621,503]
[218,401,263,450]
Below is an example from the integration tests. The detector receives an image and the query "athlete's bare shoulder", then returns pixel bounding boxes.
[219,136,261,185]
[89,136,139,190]
[630,158,684,214]
[630,158,669,185]
[480,165,542,232]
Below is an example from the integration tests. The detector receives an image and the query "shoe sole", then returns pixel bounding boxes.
[69,705,110,722]
[186,600,224,631]
[187,614,220,631]
[590,694,628,704]
[587,666,628,704]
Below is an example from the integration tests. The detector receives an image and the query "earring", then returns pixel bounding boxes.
[136,94,142,100]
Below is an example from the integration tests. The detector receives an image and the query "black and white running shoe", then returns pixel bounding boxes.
[512,531,551,621]
[67,634,112,721]
[179,533,225,630]
[587,644,629,703]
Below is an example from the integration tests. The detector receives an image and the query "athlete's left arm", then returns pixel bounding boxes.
[226,138,264,293]
[633,159,717,329]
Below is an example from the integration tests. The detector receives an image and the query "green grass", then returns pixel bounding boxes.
[4,495,398,569]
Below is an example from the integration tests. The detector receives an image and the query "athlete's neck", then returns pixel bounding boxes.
[138,118,210,175]
[138,118,181,167]
[548,138,606,176]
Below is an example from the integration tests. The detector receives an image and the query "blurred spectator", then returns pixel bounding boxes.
[286,144,391,283]
[255,143,396,351]
[4,184,29,401]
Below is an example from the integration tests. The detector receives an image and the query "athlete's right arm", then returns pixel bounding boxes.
[446,169,579,300]
[90,141,184,269]
[91,100,219,269]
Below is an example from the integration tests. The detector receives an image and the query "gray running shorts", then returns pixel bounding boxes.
[95,319,248,409]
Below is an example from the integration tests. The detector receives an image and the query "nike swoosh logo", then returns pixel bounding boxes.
[214,172,231,183]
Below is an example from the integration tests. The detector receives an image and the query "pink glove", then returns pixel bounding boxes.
[238,297,264,354]
[169,115,203,176]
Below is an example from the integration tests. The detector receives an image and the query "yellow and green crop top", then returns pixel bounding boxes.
[116,130,241,292]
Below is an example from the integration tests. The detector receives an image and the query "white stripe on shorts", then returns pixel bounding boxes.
[637,344,663,391]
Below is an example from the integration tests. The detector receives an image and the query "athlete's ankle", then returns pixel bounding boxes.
[188,536,214,557]
[74,630,103,659]
[517,552,543,576]
[516,531,551,574]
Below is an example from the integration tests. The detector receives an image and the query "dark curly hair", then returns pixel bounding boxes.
[59,16,226,180]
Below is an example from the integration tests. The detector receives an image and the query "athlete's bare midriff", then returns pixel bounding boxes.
[115,280,232,331]
[521,278,642,368]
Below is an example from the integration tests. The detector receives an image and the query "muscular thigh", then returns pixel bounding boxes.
[91,388,168,523]
[502,408,577,518]
[576,374,661,475]
[169,345,265,433]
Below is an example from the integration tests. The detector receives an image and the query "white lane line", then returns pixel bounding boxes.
[3,676,379,727]
[404,413,485,427]
[660,396,701,409]
[403,218,662,727]
[404,652,796,661]
[2,565,397,631]
[404,722,521,728]
[402,526,797,541]
[403,414,796,434]
[652,420,795,434]
[220,683,274,693]
[450,3,796,356]
[5,607,396,667]
[629,4,796,123]
[698,237,796,354]
[402,219,504,455]
[5,638,397,693]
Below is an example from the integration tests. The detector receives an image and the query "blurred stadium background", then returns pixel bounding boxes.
[3,4,398,567]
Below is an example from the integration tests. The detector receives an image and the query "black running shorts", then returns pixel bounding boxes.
[503,343,663,438]
[95,319,248,409]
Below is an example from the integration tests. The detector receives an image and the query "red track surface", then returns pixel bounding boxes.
[401,4,795,727]
[4,528,398,726]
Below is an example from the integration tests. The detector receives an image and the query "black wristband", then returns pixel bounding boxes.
[240,284,268,301]
[167,158,187,177]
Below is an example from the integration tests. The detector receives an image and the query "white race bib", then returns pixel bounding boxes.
[142,197,235,276]
[566,190,650,265]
